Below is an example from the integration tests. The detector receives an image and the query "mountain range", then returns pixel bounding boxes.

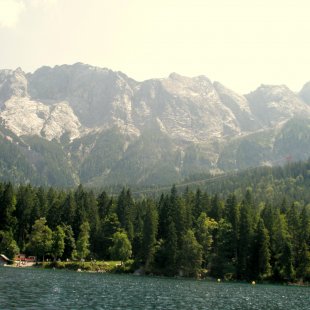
[0,63,310,187]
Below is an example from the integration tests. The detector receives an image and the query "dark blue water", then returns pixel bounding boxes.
[0,267,309,309]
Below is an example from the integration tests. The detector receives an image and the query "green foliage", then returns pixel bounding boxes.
[109,231,132,263]
[76,221,90,260]
[51,226,65,260]
[141,200,158,269]
[62,224,76,260]
[0,230,19,261]
[97,213,120,259]
[237,202,254,279]
[194,213,217,267]
[0,159,309,282]
[179,229,202,277]
[0,183,17,232]
[157,217,178,275]
[27,218,52,261]
[252,219,271,280]
[210,219,235,278]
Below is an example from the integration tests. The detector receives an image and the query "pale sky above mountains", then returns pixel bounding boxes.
[0,0,310,93]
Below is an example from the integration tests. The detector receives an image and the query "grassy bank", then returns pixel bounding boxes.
[42,260,134,273]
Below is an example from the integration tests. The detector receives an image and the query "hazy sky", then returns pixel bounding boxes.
[0,0,310,93]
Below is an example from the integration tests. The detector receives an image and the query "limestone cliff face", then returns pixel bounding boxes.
[2,63,309,143]
[246,84,310,127]
[0,63,309,186]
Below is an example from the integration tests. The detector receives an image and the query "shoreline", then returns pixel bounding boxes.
[4,262,309,287]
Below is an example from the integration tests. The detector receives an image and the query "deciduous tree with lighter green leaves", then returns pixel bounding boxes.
[27,218,52,262]
[109,231,132,265]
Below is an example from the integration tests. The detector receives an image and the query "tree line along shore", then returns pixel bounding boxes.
[0,161,309,282]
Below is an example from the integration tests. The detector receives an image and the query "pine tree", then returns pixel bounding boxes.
[237,202,253,279]
[182,187,194,231]
[296,206,310,280]
[193,188,203,220]
[15,185,36,249]
[225,193,240,264]
[76,221,90,260]
[271,209,295,281]
[209,194,224,221]
[158,194,170,240]
[280,240,295,281]
[210,219,235,278]
[180,229,202,277]
[116,188,134,241]
[253,219,271,280]
[99,213,120,259]
[163,217,178,275]
[0,183,17,232]
[97,190,113,220]
[141,200,158,269]
[62,224,76,260]
[296,241,310,281]
[61,192,76,227]
[51,225,65,260]
[286,203,301,267]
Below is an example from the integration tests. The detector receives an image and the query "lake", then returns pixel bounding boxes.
[0,267,309,309]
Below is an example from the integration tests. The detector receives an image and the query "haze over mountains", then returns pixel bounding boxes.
[0,63,310,187]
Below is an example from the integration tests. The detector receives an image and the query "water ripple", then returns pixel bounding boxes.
[0,267,309,309]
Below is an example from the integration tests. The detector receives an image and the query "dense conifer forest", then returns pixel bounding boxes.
[0,160,309,282]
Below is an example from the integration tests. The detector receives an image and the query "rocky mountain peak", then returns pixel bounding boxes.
[0,68,28,105]
[300,81,310,105]
[246,84,310,126]
[0,63,309,187]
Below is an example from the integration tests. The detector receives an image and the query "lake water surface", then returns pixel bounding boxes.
[0,267,309,309]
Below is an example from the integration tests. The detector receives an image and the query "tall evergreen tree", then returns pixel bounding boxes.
[0,183,17,232]
[210,219,235,278]
[15,185,37,249]
[286,203,301,267]
[296,206,310,280]
[116,188,134,241]
[162,217,178,275]
[61,192,76,227]
[237,202,253,279]
[252,219,271,280]
[141,200,158,269]
[98,213,120,259]
[62,224,76,260]
[279,240,295,281]
[76,221,90,260]
[180,229,202,277]
[97,190,113,220]
[225,193,240,264]
[209,194,224,221]
[51,225,65,260]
